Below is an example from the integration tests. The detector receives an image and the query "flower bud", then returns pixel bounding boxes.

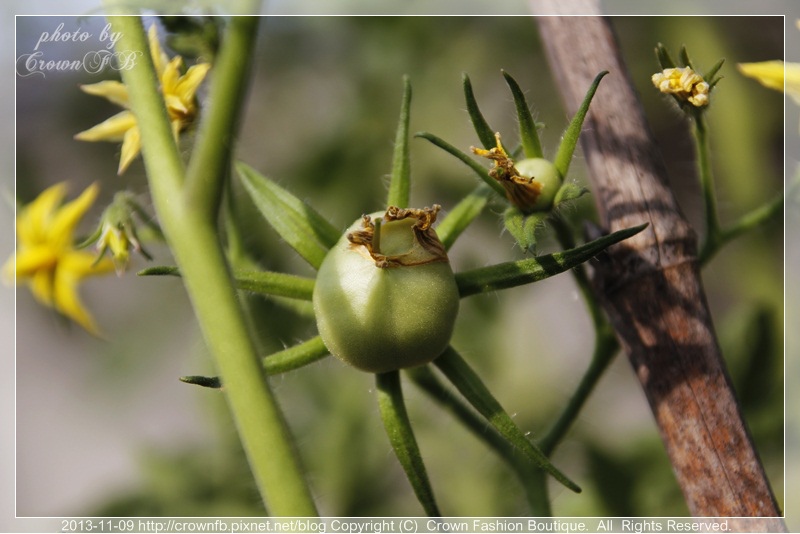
[313,205,459,373]
[652,67,710,107]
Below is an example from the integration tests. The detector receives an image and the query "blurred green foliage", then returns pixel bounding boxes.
[15,15,783,517]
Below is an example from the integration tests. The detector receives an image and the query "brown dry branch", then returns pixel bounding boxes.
[531,2,784,526]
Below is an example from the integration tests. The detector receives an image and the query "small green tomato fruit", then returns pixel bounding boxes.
[513,157,562,212]
[313,205,459,373]
[471,133,563,213]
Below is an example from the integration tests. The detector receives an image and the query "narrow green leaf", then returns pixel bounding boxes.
[456,223,647,297]
[181,337,331,389]
[434,347,581,493]
[236,161,341,269]
[655,43,676,69]
[503,207,548,253]
[180,375,222,389]
[553,182,589,206]
[139,265,315,301]
[233,269,315,301]
[703,58,725,84]
[407,366,516,462]
[387,76,412,209]
[263,336,330,375]
[408,365,555,515]
[553,71,608,180]
[463,73,496,150]
[138,265,180,276]
[502,70,543,159]
[415,132,506,197]
[679,45,693,69]
[436,183,493,251]
[376,371,441,517]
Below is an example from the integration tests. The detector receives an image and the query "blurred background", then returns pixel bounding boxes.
[6,6,792,524]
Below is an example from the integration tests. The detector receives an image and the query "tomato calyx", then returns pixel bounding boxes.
[346,205,448,268]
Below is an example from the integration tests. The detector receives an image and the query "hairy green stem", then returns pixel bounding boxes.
[106,14,317,516]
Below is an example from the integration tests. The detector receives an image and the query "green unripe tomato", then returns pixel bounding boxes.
[313,206,459,373]
[513,157,562,212]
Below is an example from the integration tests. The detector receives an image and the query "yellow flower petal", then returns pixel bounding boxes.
[75,111,137,142]
[49,182,100,249]
[79,80,130,108]
[738,60,786,92]
[53,260,101,336]
[29,268,56,306]
[175,63,211,102]
[164,94,190,119]
[148,24,169,77]
[16,182,67,245]
[161,56,184,95]
[739,60,800,103]
[118,125,142,175]
[10,247,58,279]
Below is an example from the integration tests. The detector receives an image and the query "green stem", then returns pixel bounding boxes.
[107,14,317,516]
[538,325,618,456]
[538,218,620,454]
[695,114,722,261]
[185,16,259,219]
[376,371,441,516]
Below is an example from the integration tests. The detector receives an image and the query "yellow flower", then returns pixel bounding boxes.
[4,182,115,336]
[738,60,800,104]
[652,67,710,107]
[75,25,211,174]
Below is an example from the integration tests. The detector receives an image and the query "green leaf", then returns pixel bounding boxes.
[236,161,341,269]
[434,347,581,493]
[553,182,589,206]
[233,269,315,301]
[138,265,181,276]
[679,45,693,70]
[703,58,725,85]
[415,132,506,197]
[503,206,548,253]
[655,43,676,69]
[502,70,543,159]
[554,71,608,180]
[407,366,517,462]
[179,375,222,389]
[376,371,441,517]
[387,76,412,209]
[263,336,330,375]
[139,265,315,301]
[463,73,496,150]
[181,337,331,389]
[436,183,493,251]
[456,223,648,297]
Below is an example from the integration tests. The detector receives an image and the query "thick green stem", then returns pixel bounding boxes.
[106,14,316,516]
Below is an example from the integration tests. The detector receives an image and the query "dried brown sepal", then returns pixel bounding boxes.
[347,205,448,268]
[471,132,544,212]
